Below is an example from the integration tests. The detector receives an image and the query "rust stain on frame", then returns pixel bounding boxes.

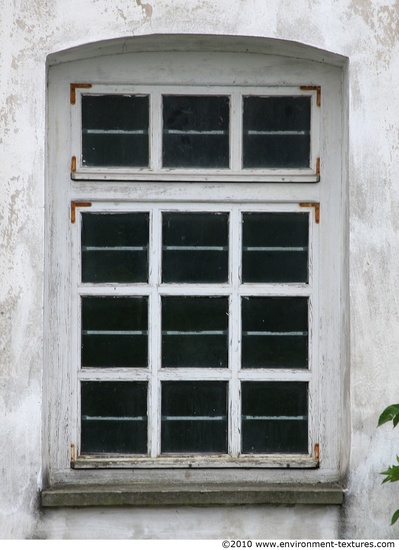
[71,201,92,223]
[70,83,92,105]
[299,202,320,224]
[316,157,321,176]
[300,85,321,107]
[71,155,77,173]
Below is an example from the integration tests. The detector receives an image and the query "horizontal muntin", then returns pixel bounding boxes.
[82,330,148,335]
[82,415,147,421]
[242,331,307,336]
[83,129,148,135]
[161,416,226,421]
[162,245,227,251]
[242,415,307,421]
[82,246,147,251]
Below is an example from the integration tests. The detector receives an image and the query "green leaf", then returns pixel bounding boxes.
[378,404,399,427]
[381,464,399,483]
[391,509,399,525]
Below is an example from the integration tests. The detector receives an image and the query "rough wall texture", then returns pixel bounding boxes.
[1,0,399,539]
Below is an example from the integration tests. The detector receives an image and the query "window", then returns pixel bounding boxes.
[73,202,317,467]
[45,40,345,496]
[71,85,319,182]
[69,85,320,468]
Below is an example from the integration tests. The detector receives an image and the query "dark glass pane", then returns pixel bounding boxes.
[243,96,311,168]
[81,381,147,454]
[242,382,308,454]
[163,95,229,168]
[162,212,229,283]
[82,213,149,283]
[242,212,308,283]
[241,297,308,369]
[82,95,149,167]
[82,296,148,368]
[161,381,227,453]
[162,297,228,368]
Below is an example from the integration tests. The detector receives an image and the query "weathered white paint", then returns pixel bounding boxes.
[46,47,342,484]
[1,0,399,540]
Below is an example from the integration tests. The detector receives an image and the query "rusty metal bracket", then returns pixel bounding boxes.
[299,202,320,224]
[70,443,76,462]
[300,85,321,107]
[71,155,77,173]
[70,83,92,105]
[316,157,320,177]
[71,201,92,223]
[314,443,320,461]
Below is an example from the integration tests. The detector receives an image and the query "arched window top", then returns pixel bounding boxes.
[48,34,347,68]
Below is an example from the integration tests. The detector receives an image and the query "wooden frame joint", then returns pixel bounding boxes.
[71,201,92,223]
[299,202,320,223]
[70,83,92,105]
[300,85,321,107]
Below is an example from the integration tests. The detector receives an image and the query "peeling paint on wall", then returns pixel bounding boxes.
[349,0,399,50]
[136,0,153,20]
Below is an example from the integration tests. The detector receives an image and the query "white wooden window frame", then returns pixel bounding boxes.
[45,44,345,487]
[71,85,320,183]
[71,201,319,468]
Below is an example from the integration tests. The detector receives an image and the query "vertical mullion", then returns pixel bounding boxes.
[148,207,162,457]
[230,92,242,172]
[229,207,241,457]
[150,91,162,171]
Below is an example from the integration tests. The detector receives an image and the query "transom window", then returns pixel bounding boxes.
[71,85,320,182]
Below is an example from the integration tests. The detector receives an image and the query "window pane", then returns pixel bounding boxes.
[162,212,229,283]
[242,212,308,283]
[161,381,227,453]
[82,95,149,167]
[81,381,147,454]
[82,213,149,283]
[241,297,308,369]
[243,96,311,168]
[163,95,229,168]
[241,382,308,454]
[81,296,148,368]
[162,297,228,368]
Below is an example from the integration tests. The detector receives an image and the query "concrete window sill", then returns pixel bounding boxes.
[41,482,345,507]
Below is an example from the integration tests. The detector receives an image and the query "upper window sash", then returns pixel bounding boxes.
[70,85,321,183]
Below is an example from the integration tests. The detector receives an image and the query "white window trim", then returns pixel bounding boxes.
[44,38,347,496]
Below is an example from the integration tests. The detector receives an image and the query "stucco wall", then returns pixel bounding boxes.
[1,0,399,539]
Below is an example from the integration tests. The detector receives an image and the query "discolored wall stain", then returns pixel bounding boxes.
[136,0,153,20]
[349,0,399,49]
